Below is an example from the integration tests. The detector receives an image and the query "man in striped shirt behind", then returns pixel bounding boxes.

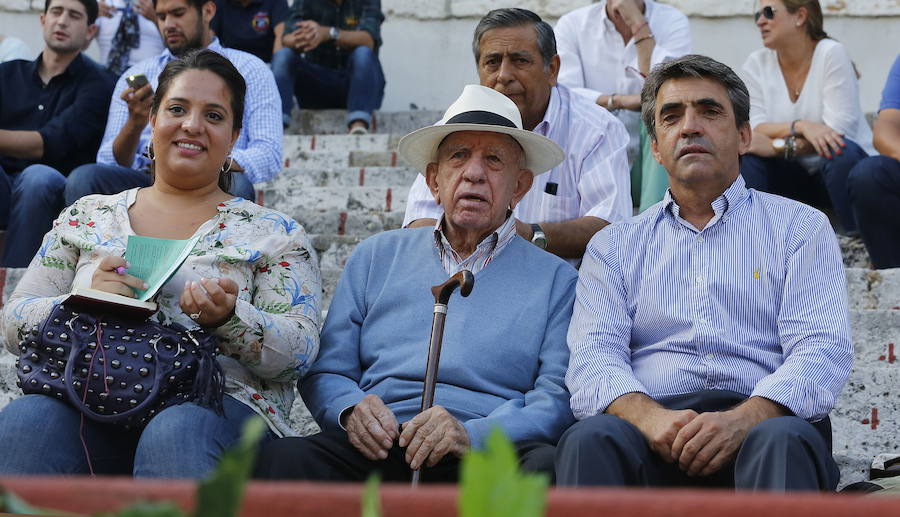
[556,55,853,491]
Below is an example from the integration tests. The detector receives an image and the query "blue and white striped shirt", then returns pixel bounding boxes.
[96,38,283,183]
[567,176,853,422]
[434,214,517,275]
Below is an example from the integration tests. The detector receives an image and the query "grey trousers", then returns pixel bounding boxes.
[555,390,839,491]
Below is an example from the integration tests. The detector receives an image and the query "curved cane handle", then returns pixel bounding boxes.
[431,270,475,305]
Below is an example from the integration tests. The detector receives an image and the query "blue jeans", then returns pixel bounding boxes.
[0,394,270,478]
[64,163,257,205]
[0,164,67,267]
[848,155,900,269]
[740,138,868,233]
[271,46,385,127]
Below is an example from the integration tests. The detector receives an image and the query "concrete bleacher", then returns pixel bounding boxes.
[0,109,897,487]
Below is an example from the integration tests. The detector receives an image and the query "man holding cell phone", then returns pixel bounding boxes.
[63,0,282,205]
[0,0,116,267]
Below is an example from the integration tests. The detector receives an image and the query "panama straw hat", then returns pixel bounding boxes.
[398,84,564,176]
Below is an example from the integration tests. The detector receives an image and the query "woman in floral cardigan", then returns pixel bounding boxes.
[0,50,321,478]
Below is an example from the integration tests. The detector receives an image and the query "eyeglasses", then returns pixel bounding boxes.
[753,6,777,22]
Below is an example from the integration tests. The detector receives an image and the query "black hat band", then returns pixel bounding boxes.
[445,110,517,128]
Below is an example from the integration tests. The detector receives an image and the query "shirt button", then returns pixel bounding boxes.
[706,353,714,360]
[38,104,44,110]
[699,317,707,324]
[695,275,703,283]
[697,236,704,243]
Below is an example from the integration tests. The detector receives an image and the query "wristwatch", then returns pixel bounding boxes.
[772,138,786,154]
[329,26,340,41]
[530,223,548,249]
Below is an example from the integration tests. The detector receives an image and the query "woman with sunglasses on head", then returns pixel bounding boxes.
[741,0,873,234]
[0,49,321,479]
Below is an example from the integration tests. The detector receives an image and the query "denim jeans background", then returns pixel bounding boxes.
[0,393,271,478]
[64,163,257,206]
[740,138,868,234]
[0,164,67,267]
[271,45,385,128]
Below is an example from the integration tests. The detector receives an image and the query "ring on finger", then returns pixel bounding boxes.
[189,311,202,320]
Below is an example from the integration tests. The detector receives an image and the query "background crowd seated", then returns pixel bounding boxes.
[0,0,898,490]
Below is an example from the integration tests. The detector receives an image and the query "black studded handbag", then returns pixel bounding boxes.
[16,302,225,428]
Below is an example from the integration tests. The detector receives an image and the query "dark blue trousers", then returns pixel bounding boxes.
[848,155,900,269]
[271,46,385,128]
[740,138,868,233]
[555,390,839,491]
[0,164,67,267]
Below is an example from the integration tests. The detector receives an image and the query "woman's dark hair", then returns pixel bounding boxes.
[781,0,828,41]
[150,49,246,192]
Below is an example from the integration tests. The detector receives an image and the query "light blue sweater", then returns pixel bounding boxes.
[300,227,577,447]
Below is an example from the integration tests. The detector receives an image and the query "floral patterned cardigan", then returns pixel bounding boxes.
[1,189,322,437]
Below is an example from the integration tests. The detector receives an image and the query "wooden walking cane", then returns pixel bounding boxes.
[411,269,475,487]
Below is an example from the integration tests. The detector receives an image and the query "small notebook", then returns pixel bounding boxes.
[64,234,200,316]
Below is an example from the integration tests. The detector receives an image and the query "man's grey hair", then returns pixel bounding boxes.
[641,54,751,141]
[472,8,557,70]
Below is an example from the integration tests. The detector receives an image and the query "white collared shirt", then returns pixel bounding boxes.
[403,84,632,257]
[555,0,691,160]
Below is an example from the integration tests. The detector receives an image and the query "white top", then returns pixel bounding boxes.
[0,36,32,63]
[555,0,692,161]
[742,38,874,155]
[95,0,165,67]
[403,84,632,264]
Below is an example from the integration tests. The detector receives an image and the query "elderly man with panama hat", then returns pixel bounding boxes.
[254,84,578,483]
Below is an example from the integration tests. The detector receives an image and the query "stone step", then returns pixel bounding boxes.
[849,310,900,368]
[846,268,900,310]
[287,109,440,136]
[260,166,418,189]
[263,187,408,232]
[832,368,900,465]
[283,134,393,154]
[280,150,413,170]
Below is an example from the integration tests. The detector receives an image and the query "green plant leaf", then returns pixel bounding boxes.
[459,428,548,517]
[194,417,267,517]
[361,473,382,517]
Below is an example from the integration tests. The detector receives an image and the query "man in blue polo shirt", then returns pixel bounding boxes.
[0,0,115,267]
[211,0,288,63]
[271,0,384,132]
[848,54,900,269]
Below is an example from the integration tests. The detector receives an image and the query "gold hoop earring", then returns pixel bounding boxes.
[221,155,234,174]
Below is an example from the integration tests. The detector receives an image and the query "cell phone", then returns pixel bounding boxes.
[126,73,150,90]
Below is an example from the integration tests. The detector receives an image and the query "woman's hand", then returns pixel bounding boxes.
[180,277,238,328]
[91,256,148,298]
[795,120,845,159]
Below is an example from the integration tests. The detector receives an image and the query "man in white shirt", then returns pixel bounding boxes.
[404,8,631,262]
[555,0,691,212]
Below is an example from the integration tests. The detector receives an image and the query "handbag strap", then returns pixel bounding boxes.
[61,312,168,424]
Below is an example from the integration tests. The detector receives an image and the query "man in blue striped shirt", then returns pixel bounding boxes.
[556,55,853,491]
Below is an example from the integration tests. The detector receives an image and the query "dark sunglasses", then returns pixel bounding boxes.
[754,6,777,21]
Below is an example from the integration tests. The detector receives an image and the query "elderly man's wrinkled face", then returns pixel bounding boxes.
[426,131,532,238]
